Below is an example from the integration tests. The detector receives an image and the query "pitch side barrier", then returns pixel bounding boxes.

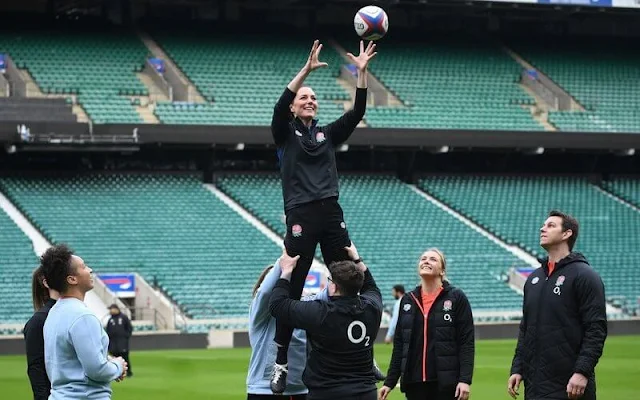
[1,319,640,355]
[1,122,640,150]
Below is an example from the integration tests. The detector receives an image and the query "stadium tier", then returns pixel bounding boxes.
[514,41,640,133]
[0,29,148,124]
[0,174,282,320]
[602,178,640,208]
[218,174,525,312]
[0,97,76,123]
[418,176,640,312]
[0,210,38,325]
[363,39,541,130]
[151,32,348,125]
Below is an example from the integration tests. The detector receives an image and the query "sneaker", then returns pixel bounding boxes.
[270,363,288,394]
[373,359,386,381]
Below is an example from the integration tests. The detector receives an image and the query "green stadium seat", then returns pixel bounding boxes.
[0,174,283,320]
[0,210,39,325]
[361,38,543,131]
[601,178,640,208]
[513,41,640,133]
[418,176,640,306]
[0,29,148,124]
[218,174,525,311]
[151,32,350,126]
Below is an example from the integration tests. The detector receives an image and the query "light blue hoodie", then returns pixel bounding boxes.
[246,259,327,395]
[43,297,123,400]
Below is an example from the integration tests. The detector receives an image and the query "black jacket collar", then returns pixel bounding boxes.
[409,280,453,298]
[293,117,318,131]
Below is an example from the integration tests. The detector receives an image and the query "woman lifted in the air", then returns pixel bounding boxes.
[269,39,378,394]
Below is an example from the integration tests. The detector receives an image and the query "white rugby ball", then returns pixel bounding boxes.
[354,5,389,41]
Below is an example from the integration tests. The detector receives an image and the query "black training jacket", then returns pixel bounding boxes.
[383,282,475,392]
[23,298,56,400]
[271,87,367,212]
[106,313,133,354]
[510,252,607,400]
[269,268,383,399]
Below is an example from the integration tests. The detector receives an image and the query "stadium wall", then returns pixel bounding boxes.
[2,123,640,151]
[2,320,640,355]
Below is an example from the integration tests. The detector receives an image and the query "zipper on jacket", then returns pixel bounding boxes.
[409,292,428,381]
[535,266,554,393]
[409,289,447,383]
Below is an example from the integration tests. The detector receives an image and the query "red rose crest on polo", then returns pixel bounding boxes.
[292,224,303,237]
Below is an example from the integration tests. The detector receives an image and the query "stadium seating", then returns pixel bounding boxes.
[0,28,148,124]
[0,210,39,325]
[418,176,640,307]
[152,32,349,125]
[218,174,525,311]
[601,177,640,208]
[363,38,542,131]
[0,174,282,320]
[513,41,640,133]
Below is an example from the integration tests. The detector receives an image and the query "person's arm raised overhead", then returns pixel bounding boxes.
[326,40,377,145]
[271,40,328,145]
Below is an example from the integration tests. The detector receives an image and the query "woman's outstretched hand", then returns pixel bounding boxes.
[346,40,377,72]
[304,40,329,73]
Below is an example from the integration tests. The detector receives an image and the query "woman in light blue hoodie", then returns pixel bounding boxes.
[246,254,326,399]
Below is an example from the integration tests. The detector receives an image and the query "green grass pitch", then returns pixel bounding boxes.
[1,336,638,399]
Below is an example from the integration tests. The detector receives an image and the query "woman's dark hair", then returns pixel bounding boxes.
[40,244,75,293]
[31,266,50,311]
[253,265,274,298]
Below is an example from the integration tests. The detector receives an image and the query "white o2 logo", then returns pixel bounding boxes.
[347,320,370,347]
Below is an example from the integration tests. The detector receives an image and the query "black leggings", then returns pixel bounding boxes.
[308,390,376,400]
[247,394,307,400]
[274,197,352,349]
[403,382,456,400]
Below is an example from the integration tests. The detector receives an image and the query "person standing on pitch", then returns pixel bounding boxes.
[384,284,405,344]
[106,304,134,377]
[269,38,378,393]
[41,244,127,399]
[269,242,383,400]
[247,253,328,400]
[379,249,474,400]
[508,210,607,400]
[24,266,60,400]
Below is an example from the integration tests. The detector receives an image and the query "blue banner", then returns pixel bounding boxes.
[149,57,165,74]
[537,0,612,6]
[98,273,136,297]
[516,267,536,277]
[304,271,322,290]
[0,53,5,70]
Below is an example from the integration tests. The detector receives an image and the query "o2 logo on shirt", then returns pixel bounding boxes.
[347,320,370,347]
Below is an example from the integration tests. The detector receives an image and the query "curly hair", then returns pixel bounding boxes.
[40,244,75,293]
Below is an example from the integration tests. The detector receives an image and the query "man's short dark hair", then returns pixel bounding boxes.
[40,244,75,293]
[393,284,405,294]
[328,260,364,296]
[549,210,580,251]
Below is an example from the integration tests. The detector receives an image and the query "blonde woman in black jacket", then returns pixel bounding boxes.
[379,248,475,400]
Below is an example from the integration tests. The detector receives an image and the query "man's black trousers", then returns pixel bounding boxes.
[274,197,351,348]
[403,382,456,400]
[111,351,132,376]
[308,389,376,400]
